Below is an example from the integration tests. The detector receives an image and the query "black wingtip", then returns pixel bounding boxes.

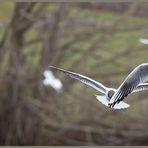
[49,65,60,70]
[49,65,57,69]
[48,65,67,73]
[108,102,116,108]
[108,103,112,108]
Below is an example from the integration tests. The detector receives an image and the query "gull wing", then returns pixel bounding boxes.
[109,63,148,107]
[49,66,108,94]
[132,83,148,93]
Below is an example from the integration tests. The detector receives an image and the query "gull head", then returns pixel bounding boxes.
[106,88,116,101]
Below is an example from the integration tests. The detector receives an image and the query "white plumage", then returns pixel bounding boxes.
[95,95,130,109]
[139,38,148,44]
[43,70,63,92]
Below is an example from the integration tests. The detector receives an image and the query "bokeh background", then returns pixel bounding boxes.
[0,2,148,146]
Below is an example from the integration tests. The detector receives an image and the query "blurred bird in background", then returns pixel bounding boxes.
[139,38,148,44]
[43,70,63,92]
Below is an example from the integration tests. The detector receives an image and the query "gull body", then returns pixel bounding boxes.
[95,88,130,109]
[49,64,148,109]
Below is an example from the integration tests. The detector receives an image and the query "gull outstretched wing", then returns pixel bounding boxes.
[109,63,148,108]
[132,83,148,93]
[49,66,108,94]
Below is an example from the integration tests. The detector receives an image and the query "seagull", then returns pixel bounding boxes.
[108,63,148,108]
[139,38,148,44]
[49,64,148,109]
[43,70,63,92]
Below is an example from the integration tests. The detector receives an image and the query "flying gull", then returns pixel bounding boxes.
[43,70,63,92]
[49,64,148,109]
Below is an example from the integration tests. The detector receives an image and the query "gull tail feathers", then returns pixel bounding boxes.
[95,95,130,109]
